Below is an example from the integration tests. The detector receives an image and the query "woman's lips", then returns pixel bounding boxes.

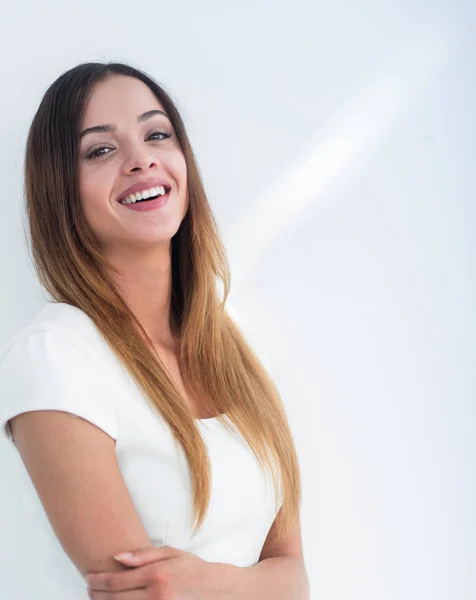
[118,190,170,212]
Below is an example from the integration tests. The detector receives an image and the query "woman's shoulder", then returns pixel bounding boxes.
[0,302,108,365]
[0,302,119,444]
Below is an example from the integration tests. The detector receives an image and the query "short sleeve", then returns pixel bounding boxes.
[0,331,118,446]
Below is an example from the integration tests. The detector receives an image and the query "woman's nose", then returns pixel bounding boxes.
[124,154,160,173]
[122,143,161,173]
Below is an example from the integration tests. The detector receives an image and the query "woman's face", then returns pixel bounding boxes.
[77,75,188,254]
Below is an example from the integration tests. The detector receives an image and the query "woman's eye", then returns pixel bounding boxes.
[86,129,173,160]
[148,130,172,142]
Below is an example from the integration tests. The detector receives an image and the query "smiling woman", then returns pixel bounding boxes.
[76,74,189,260]
[0,61,306,599]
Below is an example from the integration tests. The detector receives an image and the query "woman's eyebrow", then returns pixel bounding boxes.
[79,109,169,140]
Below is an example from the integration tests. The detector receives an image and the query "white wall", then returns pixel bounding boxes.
[0,1,474,598]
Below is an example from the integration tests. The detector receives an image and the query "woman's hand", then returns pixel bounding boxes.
[85,545,240,599]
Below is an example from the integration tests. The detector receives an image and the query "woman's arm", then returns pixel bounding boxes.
[11,409,155,577]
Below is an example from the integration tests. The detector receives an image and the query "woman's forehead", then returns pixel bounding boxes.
[80,77,168,131]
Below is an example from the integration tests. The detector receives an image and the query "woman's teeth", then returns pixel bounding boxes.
[119,185,167,204]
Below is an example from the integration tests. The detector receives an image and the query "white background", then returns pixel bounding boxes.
[0,1,474,598]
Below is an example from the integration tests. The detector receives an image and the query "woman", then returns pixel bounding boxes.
[0,62,309,599]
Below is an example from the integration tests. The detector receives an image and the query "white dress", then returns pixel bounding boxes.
[0,302,282,600]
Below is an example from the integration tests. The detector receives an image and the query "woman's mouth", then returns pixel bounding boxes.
[118,188,170,212]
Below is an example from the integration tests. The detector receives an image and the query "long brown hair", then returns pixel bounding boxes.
[23,61,302,547]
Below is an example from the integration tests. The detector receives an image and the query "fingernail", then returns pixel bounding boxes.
[114,552,133,560]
